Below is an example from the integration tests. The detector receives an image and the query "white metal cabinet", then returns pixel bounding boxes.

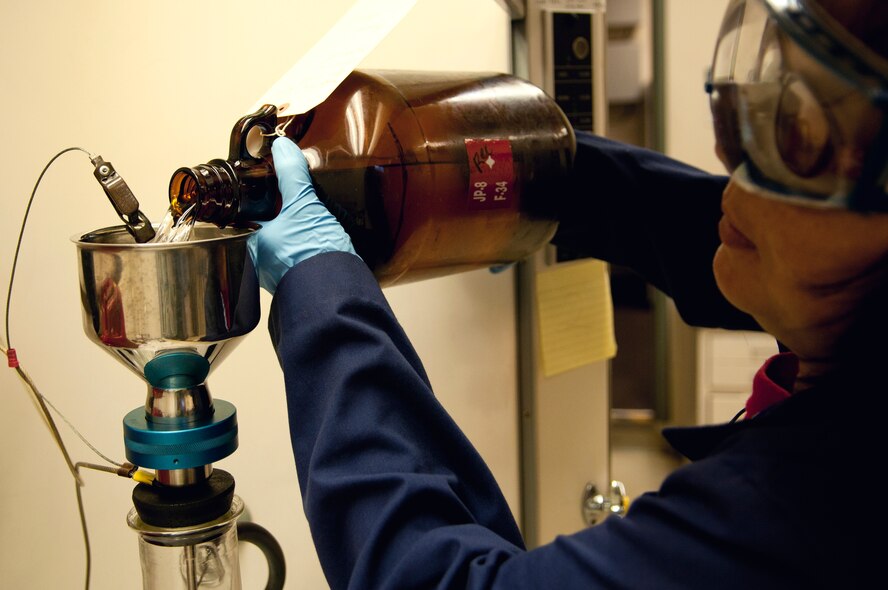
[696,329,778,424]
[512,0,614,547]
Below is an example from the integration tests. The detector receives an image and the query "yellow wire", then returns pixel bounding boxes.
[132,470,155,485]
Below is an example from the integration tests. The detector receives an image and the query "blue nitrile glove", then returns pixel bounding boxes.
[248,137,357,294]
[489,263,516,274]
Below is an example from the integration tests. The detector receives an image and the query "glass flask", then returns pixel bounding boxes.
[128,495,244,589]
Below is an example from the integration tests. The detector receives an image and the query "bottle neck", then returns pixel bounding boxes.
[169,160,240,227]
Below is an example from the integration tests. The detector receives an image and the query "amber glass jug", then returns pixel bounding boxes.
[169,69,575,286]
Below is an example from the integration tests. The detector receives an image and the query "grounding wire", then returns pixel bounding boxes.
[2,147,128,590]
[5,354,84,483]
[36,380,123,467]
[2,346,93,590]
[2,147,122,466]
[4,146,93,350]
[74,472,92,590]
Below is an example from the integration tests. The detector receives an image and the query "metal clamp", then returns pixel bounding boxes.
[582,480,629,526]
[91,156,155,243]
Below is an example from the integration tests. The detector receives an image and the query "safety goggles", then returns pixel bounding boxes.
[706,0,888,211]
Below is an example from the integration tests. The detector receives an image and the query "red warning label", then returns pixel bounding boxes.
[465,139,517,210]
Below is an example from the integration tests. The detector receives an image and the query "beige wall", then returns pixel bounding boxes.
[660,0,732,424]
[663,0,730,172]
[0,2,516,588]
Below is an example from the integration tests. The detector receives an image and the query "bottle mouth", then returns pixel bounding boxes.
[168,163,239,226]
[169,169,201,218]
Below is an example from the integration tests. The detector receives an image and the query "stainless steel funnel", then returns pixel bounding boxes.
[73,223,260,382]
[74,223,261,590]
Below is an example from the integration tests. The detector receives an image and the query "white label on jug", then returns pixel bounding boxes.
[250,0,418,115]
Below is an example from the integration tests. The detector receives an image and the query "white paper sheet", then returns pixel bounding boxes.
[536,259,617,377]
[250,0,418,116]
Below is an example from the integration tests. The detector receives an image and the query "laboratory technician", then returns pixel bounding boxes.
[247,0,888,587]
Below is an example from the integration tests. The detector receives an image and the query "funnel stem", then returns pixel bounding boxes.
[156,465,214,487]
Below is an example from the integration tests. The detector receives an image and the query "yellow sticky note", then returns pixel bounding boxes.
[535,259,617,377]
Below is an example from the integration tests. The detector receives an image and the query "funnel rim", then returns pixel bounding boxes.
[71,222,257,249]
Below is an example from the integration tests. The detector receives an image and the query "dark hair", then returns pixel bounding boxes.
[810,0,888,60]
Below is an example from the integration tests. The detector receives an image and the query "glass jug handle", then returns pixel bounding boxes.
[228,105,279,161]
[236,520,287,590]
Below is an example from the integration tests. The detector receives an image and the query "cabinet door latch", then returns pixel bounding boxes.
[582,480,629,526]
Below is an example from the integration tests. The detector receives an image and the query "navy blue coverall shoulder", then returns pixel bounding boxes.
[269,132,885,589]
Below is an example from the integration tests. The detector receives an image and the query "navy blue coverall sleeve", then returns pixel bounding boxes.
[268,134,768,589]
[554,132,759,331]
